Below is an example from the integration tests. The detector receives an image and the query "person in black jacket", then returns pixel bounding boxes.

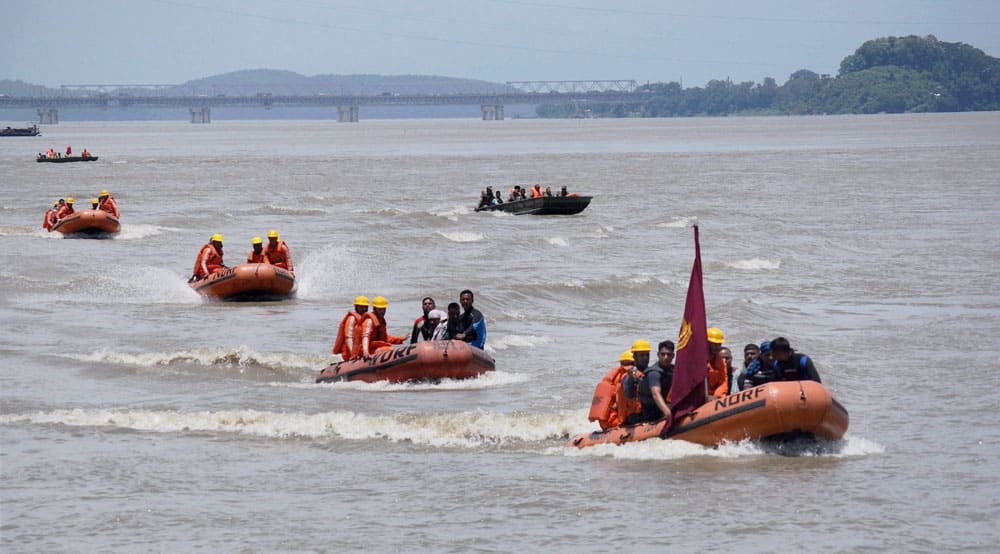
[769,337,822,383]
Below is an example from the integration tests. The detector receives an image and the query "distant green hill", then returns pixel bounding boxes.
[538,35,1000,117]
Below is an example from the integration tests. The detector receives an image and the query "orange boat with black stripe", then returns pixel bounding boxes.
[189,263,296,301]
[316,340,495,383]
[50,209,120,237]
[568,380,848,448]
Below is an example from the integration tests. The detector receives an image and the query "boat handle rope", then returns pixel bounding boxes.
[799,381,806,400]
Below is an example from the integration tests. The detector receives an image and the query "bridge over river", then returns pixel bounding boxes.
[0,80,653,123]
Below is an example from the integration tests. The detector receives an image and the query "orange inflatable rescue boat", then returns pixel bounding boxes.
[568,380,848,448]
[50,209,120,237]
[316,340,495,384]
[189,263,296,301]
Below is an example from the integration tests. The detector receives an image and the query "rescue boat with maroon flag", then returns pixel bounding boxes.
[189,263,296,301]
[49,209,120,237]
[316,340,495,384]
[568,225,848,448]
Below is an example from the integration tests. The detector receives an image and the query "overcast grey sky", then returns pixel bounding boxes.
[4,0,998,88]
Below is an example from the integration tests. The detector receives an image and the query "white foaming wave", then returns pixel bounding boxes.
[726,258,782,271]
[252,205,327,216]
[0,407,590,448]
[353,207,406,216]
[656,216,697,228]
[286,369,529,391]
[69,346,326,371]
[294,243,365,299]
[82,266,201,304]
[116,224,178,240]
[488,334,554,351]
[547,237,569,247]
[435,231,483,243]
[1,226,62,239]
[427,205,472,221]
[557,433,882,460]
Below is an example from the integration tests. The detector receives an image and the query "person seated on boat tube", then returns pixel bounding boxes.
[46,148,55,158]
[529,184,543,198]
[90,198,99,209]
[190,234,226,282]
[247,237,266,263]
[589,349,640,430]
[768,337,822,383]
[477,190,491,209]
[435,302,462,341]
[42,200,58,230]
[55,197,75,219]
[492,191,504,205]
[262,230,293,274]
[620,339,651,423]
[559,186,569,197]
[626,339,676,425]
[743,340,778,389]
[97,189,119,218]
[544,186,553,197]
[82,148,90,158]
[66,146,72,156]
[410,297,437,344]
[719,346,735,394]
[332,295,370,359]
[732,343,760,392]
[367,296,406,352]
[419,309,447,342]
[706,327,730,399]
[507,186,521,202]
[456,289,486,349]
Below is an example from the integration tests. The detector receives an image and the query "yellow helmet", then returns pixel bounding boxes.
[52,201,58,207]
[707,327,725,344]
[100,189,109,196]
[91,198,99,204]
[66,197,74,204]
[211,233,223,243]
[372,296,389,309]
[619,349,635,362]
[267,229,279,238]
[353,295,370,306]
[251,236,263,245]
[631,338,651,352]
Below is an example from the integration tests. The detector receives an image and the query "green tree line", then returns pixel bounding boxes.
[537,35,1000,118]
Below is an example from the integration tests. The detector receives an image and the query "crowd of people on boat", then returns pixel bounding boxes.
[37,146,92,160]
[332,290,486,360]
[42,189,119,231]
[590,327,822,431]
[477,184,573,208]
[188,230,294,282]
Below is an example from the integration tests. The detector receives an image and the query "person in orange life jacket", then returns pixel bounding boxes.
[590,349,638,430]
[42,201,58,230]
[97,189,119,218]
[409,296,437,344]
[706,327,730,398]
[621,339,653,425]
[90,198,99,209]
[529,184,543,198]
[82,148,90,157]
[719,346,735,394]
[46,148,55,158]
[367,296,406,353]
[332,296,370,359]
[262,230,293,273]
[247,236,266,263]
[768,337,822,383]
[190,234,226,282]
[456,289,486,349]
[55,197,75,219]
[66,145,72,156]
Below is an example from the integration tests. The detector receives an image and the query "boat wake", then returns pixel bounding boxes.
[67,346,324,377]
[0,407,882,458]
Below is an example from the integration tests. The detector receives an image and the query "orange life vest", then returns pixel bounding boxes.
[588,365,643,430]
[98,196,119,218]
[43,208,54,230]
[530,185,543,198]
[55,204,74,219]
[333,311,362,358]
[263,241,293,273]
[247,250,266,263]
[371,315,405,350]
[708,355,729,398]
[354,312,381,358]
[193,243,223,279]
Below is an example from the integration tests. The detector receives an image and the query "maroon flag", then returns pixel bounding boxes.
[666,224,709,425]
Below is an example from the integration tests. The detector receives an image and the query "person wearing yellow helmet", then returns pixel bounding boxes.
[588,348,641,430]
[55,197,75,220]
[42,200,59,231]
[247,237,266,263]
[332,296,371,360]
[706,327,730,398]
[189,233,226,282]
[97,188,119,218]
[621,339,676,425]
[262,229,293,274]
[90,198,99,209]
[365,296,406,355]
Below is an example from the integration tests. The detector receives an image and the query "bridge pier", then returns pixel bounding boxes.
[190,107,211,123]
[481,104,504,121]
[37,107,58,124]
[338,105,359,122]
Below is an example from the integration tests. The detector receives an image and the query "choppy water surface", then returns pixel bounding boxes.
[2,114,999,552]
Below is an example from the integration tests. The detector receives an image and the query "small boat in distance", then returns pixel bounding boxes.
[476,195,592,215]
[37,154,98,163]
[1,124,41,137]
